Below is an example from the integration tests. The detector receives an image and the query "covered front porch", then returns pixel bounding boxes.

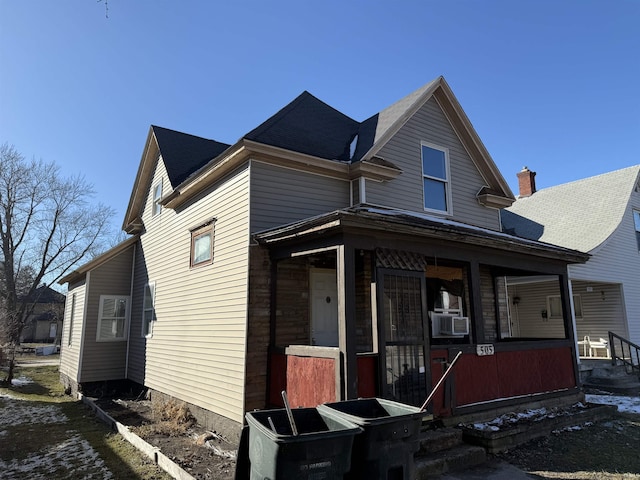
[248,206,589,418]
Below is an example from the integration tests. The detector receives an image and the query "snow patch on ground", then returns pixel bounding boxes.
[586,394,640,414]
[0,433,114,480]
[11,376,34,387]
[0,402,68,427]
[466,404,588,432]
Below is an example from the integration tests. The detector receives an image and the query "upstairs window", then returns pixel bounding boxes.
[190,221,215,267]
[152,182,162,217]
[97,295,129,341]
[634,210,640,250]
[421,142,451,214]
[142,282,156,337]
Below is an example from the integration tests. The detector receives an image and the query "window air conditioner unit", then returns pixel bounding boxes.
[432,313,469,336]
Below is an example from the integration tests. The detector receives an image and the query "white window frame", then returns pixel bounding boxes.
[190,221,215,268]
[421,141,452,215]
[152,181,163,217]
[96,295,130,342]
[634,209,640,251]
[142,282,156,338]
[547,294,582,319]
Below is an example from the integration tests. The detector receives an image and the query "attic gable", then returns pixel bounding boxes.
[122,126,230,233]
[153,126,230,187]
[353,77,514,205]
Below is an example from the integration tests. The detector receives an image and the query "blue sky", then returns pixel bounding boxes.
[1,1,639,232]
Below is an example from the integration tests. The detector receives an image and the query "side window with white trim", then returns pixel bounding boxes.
[142,282,156,338]
[97,295,130,341]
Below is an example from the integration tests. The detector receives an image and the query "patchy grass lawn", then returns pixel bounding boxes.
[0,365,171,480]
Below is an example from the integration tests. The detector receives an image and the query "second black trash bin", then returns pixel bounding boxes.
[245,406,361,480]
[317,398,426,480]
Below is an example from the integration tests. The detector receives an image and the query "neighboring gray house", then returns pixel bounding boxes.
[502,165,640,355]
[19,286,66,344]
[59,77,589,439]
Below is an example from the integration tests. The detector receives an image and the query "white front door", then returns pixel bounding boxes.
[310,268,339,347]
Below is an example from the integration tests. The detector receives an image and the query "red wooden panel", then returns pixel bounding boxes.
[286,356,336,408]
[454,353,501,406]
[269,353,287,407]
[534,347,576,391]
[496,350,543,397]
[430,351,448,416]
[357,355,377,398]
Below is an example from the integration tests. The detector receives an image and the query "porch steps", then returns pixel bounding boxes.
[581,360,640,395]
[413,427,486,478]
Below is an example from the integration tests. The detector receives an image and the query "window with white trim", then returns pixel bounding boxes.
[142,282,156,337]
[152,182,162,217]
[548,294,582,319]
[634,210,640,250]
[190,221,214,267]
[96,295,129,341]
[421,142,451,214]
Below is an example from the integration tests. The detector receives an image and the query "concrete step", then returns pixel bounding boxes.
[414,444,486,479]
[416,428,463,455]
[583,379,640,395]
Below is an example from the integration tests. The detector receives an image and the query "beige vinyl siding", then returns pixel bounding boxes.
[127,157,251,424]
[59,279,86,382]
[570,190,640,346]
[249,160,350,233]
[78,246,134,382]
[366,97,500,230]
[507,280,567,339]
[570,280,627,344]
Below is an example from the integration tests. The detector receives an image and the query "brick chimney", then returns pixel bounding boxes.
[517,166,537,197]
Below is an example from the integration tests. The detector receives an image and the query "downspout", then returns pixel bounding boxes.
[125,242,136,378]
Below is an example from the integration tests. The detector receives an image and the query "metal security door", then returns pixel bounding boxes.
[378,269,430,406]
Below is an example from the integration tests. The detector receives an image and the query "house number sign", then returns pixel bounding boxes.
[476,344,495,356]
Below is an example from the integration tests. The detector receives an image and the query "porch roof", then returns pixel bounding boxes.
[253,205,590,264]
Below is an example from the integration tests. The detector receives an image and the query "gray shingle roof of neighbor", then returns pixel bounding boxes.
[152,125,231,187]
[502,165,640,253]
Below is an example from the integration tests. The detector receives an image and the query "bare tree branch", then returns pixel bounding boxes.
[0,143,116,384]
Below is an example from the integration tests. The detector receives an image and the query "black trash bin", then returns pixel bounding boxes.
[245,406,361,480]
[317,398,425,480]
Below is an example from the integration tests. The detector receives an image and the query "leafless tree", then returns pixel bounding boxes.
[0,143,114,385]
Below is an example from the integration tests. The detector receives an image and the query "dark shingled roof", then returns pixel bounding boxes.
[152,125,230,187]
[243,91,361,162]
[21,286,66,304]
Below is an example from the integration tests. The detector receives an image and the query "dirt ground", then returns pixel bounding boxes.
[94,393,640,480]
[93,396,237,480]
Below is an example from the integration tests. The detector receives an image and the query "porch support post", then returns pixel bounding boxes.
[560,272,581,386]
[469,260,485,343]
[338,244,358,400]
